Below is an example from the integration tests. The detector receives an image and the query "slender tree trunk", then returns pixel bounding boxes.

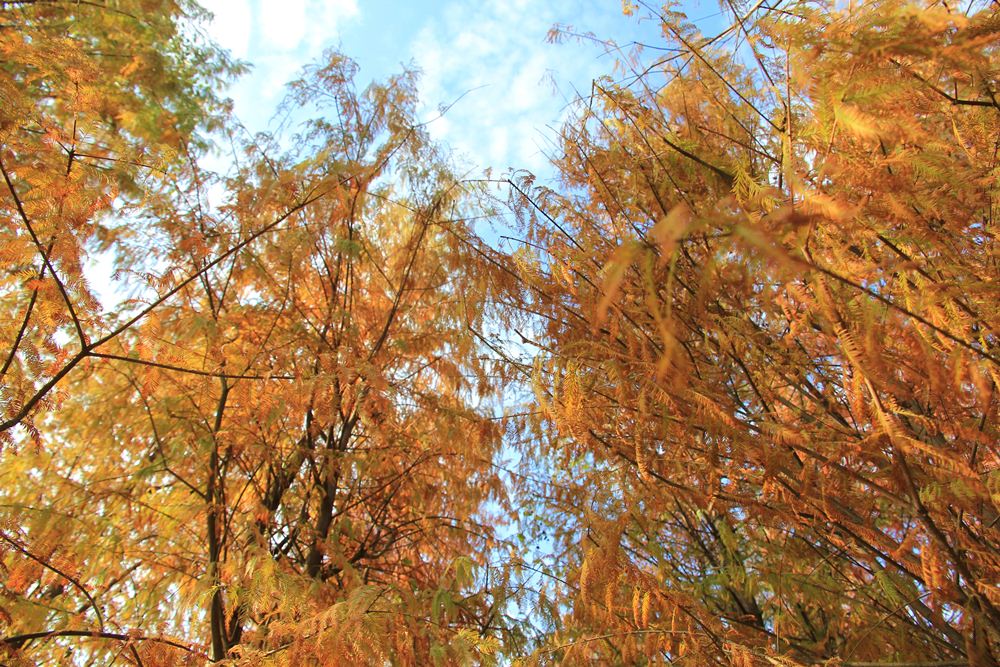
[207,378,230,662]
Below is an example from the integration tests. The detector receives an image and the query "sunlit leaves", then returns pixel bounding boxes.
[510,0,1000,664]
[0,6,514,664]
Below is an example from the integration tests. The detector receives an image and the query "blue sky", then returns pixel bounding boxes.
[198,0,722,179]
[91,1,728,310]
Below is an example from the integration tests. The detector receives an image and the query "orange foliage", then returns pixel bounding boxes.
[2,1,999,666]
[508,0,1000,664]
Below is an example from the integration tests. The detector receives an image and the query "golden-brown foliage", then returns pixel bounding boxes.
[3,1,1000,665]
[510,0,1000,664]
[0,6,515,665]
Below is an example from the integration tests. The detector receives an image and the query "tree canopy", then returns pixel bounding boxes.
[1,0,998,665]
[508,1,1000,663]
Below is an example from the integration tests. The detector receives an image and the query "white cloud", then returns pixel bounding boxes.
[308,0,360,50]
[200,0,253,59]
[407,0,615,177]
[203,0,360,133]
[258,0,358,53]
[202,0,645,176]
[259,0,308,50]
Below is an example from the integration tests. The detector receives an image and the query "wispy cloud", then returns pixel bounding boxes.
[410,0,612,177]
[200,0,253,59]
[402,0,673,179]
[200,0,654,178]
[201,0,360,131]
